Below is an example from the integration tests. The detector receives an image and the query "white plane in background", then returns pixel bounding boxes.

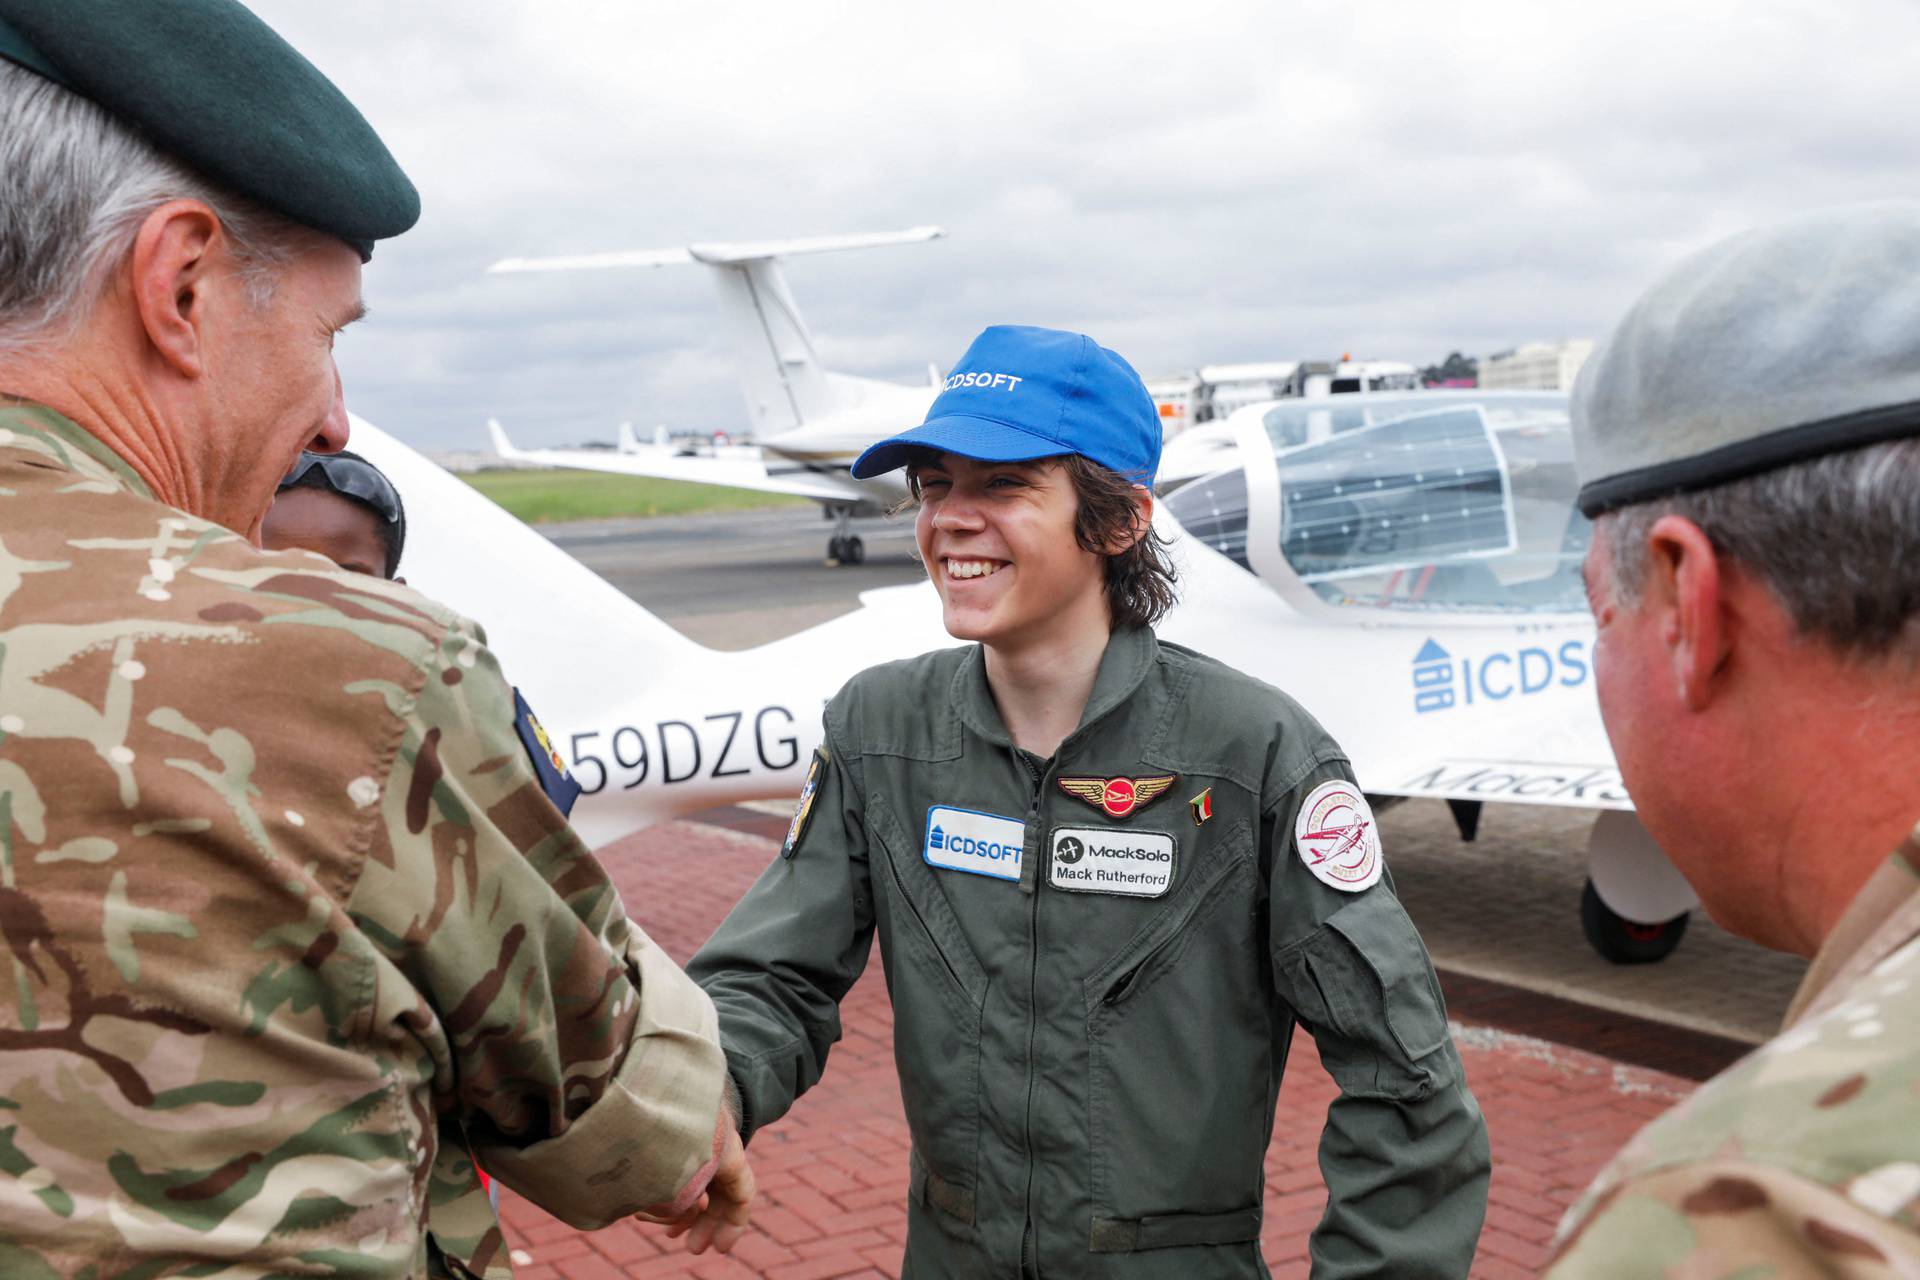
[353,386,1702,965]
[485,227,948,564]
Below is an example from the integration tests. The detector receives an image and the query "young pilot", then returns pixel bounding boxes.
[261,448,406,579]
[687,325,1489,1278]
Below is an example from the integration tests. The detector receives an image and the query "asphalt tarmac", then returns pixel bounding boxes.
[547,508,922,649]
[544,505,1807,1049]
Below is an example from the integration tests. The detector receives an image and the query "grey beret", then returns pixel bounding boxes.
[0,0,418,260]
[1573,204,1920,516]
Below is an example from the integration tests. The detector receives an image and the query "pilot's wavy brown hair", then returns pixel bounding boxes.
[898,449,1179,629]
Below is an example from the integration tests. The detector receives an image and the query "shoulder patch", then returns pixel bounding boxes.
[783,747,829,858]
[513,688,582,818]
[1293,779,1382,892]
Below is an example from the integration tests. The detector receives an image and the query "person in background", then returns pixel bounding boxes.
[263,449,407,579]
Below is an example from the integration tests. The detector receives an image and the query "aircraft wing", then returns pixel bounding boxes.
[486,418,871,506]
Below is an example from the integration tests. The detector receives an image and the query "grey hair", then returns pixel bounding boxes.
[0,61,304,357]
[1599,437,1920,658]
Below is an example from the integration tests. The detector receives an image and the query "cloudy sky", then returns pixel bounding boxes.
[250,0,1920,452]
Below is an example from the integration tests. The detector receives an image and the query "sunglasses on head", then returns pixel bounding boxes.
[281,452,403,525]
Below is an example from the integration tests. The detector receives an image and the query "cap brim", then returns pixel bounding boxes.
[849,414,1070,479]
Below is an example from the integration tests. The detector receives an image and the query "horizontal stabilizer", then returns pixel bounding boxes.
[487,226,944,276]
[687,226,944,265]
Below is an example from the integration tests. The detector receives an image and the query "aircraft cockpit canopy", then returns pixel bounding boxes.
[1164,392,1590,614]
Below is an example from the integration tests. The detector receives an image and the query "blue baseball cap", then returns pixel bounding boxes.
[850,324,1161,483]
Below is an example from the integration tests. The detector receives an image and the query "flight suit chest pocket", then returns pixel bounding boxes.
[1080,820,1269,1227]
[868,796,986,1225]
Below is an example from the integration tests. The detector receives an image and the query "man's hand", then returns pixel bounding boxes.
[662,1119,753,1254]
[635,1089,755,1254]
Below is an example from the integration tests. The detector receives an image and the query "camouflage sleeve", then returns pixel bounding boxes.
[1266,759,1491,1280]
[1545,1158,1920,1276]
[347,617,725,1229]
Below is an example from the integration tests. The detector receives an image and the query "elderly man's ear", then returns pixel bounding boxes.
[1641,514,1738,712]
[129,201,223,378]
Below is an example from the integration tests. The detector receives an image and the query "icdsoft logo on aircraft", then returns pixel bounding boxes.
[1411,637,1591,714]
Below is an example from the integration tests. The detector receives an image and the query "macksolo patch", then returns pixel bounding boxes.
[1056,773,1176,820]
[782,747,828,858]
[1049,826,1175,897]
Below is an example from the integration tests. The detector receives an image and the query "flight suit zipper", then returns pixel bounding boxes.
[1017,747,1047,1279]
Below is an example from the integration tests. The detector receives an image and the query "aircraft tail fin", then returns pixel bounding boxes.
[352,415,705,699]
[617,421,641,453]
[486,416,522,459]
[487,227,946,436]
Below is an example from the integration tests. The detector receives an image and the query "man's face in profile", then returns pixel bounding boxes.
[261,486,391,579]
[200,233,365,539]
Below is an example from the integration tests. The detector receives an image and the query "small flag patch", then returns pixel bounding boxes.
[1190,788,1213,826]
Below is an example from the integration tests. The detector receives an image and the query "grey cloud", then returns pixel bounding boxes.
[246,0,1920,450]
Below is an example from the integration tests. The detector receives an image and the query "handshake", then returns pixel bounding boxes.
[635,1091,757,1256]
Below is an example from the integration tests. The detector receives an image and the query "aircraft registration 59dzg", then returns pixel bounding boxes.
[351,386,1702,965]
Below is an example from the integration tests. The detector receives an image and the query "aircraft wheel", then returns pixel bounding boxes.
[844,535,866,564]
[1580,879,1689,965]
[827,536,846,563]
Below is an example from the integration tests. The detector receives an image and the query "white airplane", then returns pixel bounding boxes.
[351,386,1703,965]
[485,227,949,563]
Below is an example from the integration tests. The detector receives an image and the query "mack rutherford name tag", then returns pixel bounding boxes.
[1048,826,1175,897]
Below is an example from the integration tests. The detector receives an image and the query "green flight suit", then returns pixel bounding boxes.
[689,625,1490,1278]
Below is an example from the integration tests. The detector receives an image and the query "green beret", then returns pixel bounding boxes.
[1573,204,1920,516]
[0,0,418,260]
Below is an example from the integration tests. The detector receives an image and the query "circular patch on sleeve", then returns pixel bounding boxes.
[1293,779,1383,892]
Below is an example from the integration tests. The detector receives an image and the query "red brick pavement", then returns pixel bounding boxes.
[496,820,1697,1279]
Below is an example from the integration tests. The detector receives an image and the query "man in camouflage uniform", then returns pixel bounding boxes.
[0,3,747,1275]
[1546,205,1920,1274]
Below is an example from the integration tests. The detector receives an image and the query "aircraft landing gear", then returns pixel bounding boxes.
[825,504,866,565]
[1583,810,1698,965]
[1581,879,1690,964]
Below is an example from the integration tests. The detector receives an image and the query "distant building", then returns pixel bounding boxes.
[1479,340,1594,392]
[1145,374,1207,439]
[1148,357,1423,436]
[1197,361,1301,418]
[432,450,539,474]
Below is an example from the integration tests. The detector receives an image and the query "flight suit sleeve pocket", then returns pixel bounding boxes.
[1318,892,1451,1064]
[1279,892,1454,1098]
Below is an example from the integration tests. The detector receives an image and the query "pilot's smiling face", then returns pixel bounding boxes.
[912,453,1107,651]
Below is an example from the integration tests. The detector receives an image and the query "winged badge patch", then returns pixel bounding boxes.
[1057,773,1177,820]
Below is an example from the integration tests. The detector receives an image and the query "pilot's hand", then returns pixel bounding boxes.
[663,1119,754,1254]
[635,1093,755,1254]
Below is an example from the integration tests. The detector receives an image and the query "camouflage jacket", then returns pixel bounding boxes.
[1546,829,1920,1277]
[0,402,725,1279]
